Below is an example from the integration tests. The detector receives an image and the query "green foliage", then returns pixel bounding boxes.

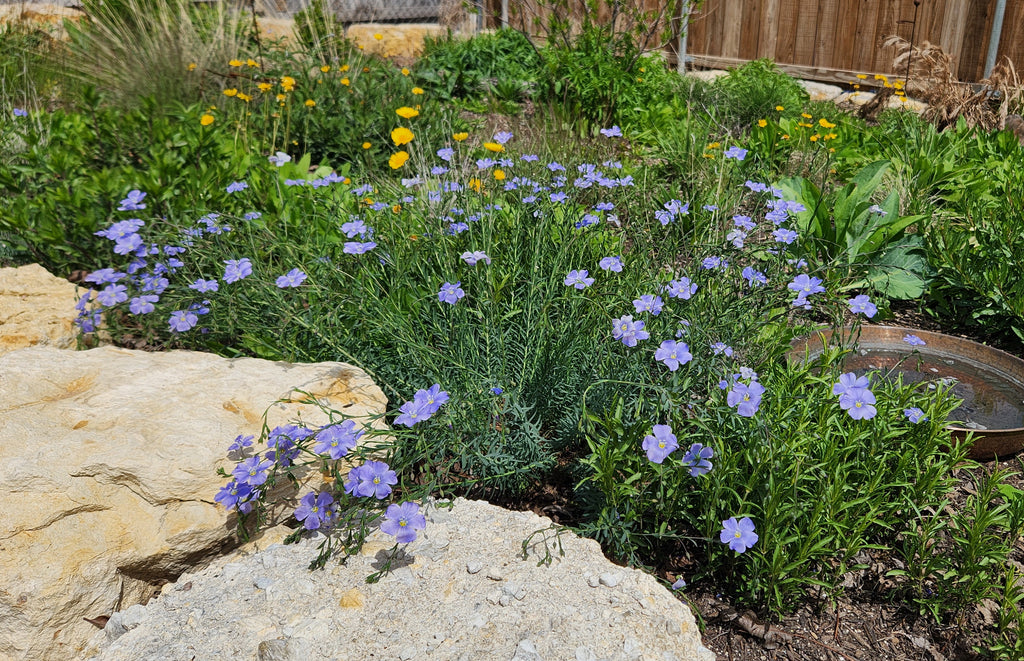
[777,160,931,299]
[711,59,809,131]
[415,29,541,103]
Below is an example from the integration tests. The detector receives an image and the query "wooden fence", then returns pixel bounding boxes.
[486,0,1024,84]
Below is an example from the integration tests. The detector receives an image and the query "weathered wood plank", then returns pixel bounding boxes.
[757,0,781,59]
[774,0,801,63]
[813,0,840,68]
[738,0,761,60]
[721,0,743,57]
[831,0,861,70]
[852,0,881,73]
[688,53,887,86]
[792,0,819,65]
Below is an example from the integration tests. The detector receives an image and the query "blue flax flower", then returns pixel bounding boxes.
[350,460,398,499]
[275,269,307,288]
[395,399,431,427]
[611,315,649,347]
[223,258,253,283]
[461,251,491,266]
[599,125,623,137]
[599,256,623,272]
[564,270,595,290]
[666,278,697,300]
[633,295,664,316]
[655,340,692,371]
[344,241,377,254]
[724,146,748,161]
[226,181,248,193]
[720,517,758,553]
[903,334,926,347]
[773,228,798,244]
[741,267,766,287]
[438,281,465,305]
[233,455,274,486]
[96,284,128,306]
[832,372,869,397]
[381,501,427,543]
[847,294,877,318]
[681,443,713,476]
[788,274,825,296]
[728,381,765,417]
[839,388,877,420]
[118,190,147,211]
[414,384,449,414]
[711,342,734,357]
[314,420,363,459]
[642,424,678,464]
[189,278,219,293]
[85,268,126,285]
[215,480,254,510]
[294,491,335,530]
[904,407,927,423]
[168,310,198,332]
[129,295,158,315]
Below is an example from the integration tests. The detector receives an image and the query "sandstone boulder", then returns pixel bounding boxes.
[0,264,83,356]
[83,498,716,661]
[346,23,446,60]
[0,345,387,661]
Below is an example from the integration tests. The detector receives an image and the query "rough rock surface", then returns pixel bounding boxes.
[346,23,445,60]
[83,498,715,661]
[798,80,843,102]
[0,264,82,355]
[0,345,387,661]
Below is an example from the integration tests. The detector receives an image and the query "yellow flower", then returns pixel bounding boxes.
[373,33,383,40]
[340,64,350,72]
[341,78,350,86]
[389,151,409,169]
[894,80,905,90]
[781,134,790,140]
[223,88,238,97]
[391,126,414,146]
[320,65,330,73]
[247,59,258,67]
[706,142,720,149]
[362,142,371,149]
[453,132,468,142]
[187,62,197,71]
[483,142,504,153]
[411,87,424,95]
[468,178,482,192]
[392,204,402,213]
[874,74,889,83]
[281,76,295,89]
[702,153,715,159]
[257,82,272,92]
[801,113,812,119]
[363,67,370,73]
[493,169,505,180]
[343,177,350,184]
[229,59,243,67]
[395,106,419,119]
[818,118,836,129]
[856,74,868,79]
[401,68,410,76]
[304,99,315,107]
[853,84,860,90]
[276,93,286,102]
[237,93,252,102]
[798,121,812,128]
[200,114,214,126]
[757,119,767,128]
[809,134,819,142]
[775,105,784,111]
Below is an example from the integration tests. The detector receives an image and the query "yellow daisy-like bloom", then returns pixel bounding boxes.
[223,88,238,97]
[362,142,371,149]
[281,76,295,88]
[305,99,315,107]
[493,169,505,180]
[757,119,767,128]
[257,82,272,92]
[775,105,784,111]
[702,153,715,159]
[453,132,469,142]
[801,113,812,119]
[798,121,813,128]
[874,74,889,83]
[247,58,258,67]
[391,126,414,146]
[893,80,905,90]
[320,65,330,73]
[401,67,410,76]
[276,93,286,102]
[468,178,482,192]
[781,134,790,140]
[389,151,409,169]
[483,142,504,153]
[200,114,214,126]
[341,78,350,86]
[411,87,424,95]
[343,177,350,184]
[187,63,197,71]
[341,64,350,72]
[392,204,402,213]
[818,118,836,129]
[363,67,370,73]
[853,84,861,90]
[373,33,383,40]
[706,142,720,149]
[856,73,868,79]
[395,106,419,119]
[229,59,243,67]
[237,93,252,102]
[809,134,819,142]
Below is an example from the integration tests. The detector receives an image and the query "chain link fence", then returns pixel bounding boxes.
[254,0,442,21]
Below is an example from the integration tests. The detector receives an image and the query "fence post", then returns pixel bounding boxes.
[984,0,1008,78]
[677,1,689,74]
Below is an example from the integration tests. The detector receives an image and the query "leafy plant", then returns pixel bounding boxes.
[711,59,809,131]
[777,160,931,299]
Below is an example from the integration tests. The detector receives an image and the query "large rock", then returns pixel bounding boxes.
[0,345,387,661]
[0,264,82,356]
[83,498,715,661]
[346,23,446,61]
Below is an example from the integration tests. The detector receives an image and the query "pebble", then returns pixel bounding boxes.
[599,572,621,588]
[466,561,483,574]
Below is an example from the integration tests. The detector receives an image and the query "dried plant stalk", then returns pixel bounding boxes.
[885,35,1022,131]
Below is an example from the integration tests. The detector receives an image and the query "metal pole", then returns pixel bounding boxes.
[984,0,1008,78]
[501,0,508,28]
[677,1,689,74]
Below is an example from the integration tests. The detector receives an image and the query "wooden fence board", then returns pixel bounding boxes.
[793,0,820,66]
[721,0,743,57]
[738,0,761,60]
[814,0,840,68]
[832,0,861,70]
[774,0,801,64]
[757,0,781,59]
